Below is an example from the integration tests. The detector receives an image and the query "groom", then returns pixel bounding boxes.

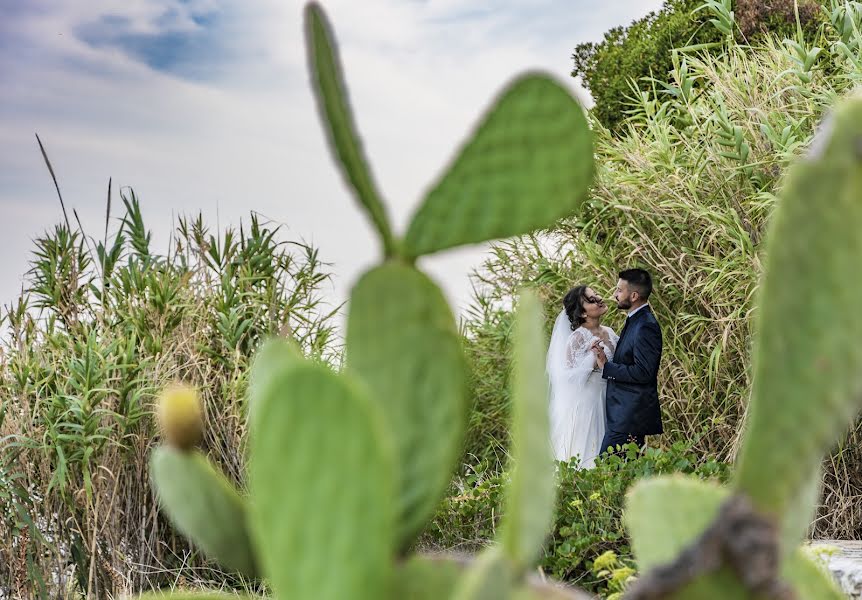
[592,268,663,453]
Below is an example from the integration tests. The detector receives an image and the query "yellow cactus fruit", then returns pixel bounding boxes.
[158,383,203,450]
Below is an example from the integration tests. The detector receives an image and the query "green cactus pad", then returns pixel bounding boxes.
[783,548,845,599]
[394,554,464,599]
[248,361,395,600]
[304,3,395,256]
[625,475,843,599]
[150,447,257,578]
[625,477,751,599]
[625,475,730,572]
[779,463,822,552]
[403,73,593,258]
[452,548,515,600]
[346,262,469,548]
[247,336,302,429]
[736,96,862,518]
[394,554,592,599]
[499,290,556,570]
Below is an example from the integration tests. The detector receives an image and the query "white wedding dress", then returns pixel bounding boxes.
[546,311,618,468]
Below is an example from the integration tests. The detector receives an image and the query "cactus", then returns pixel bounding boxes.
[145,2,591,596]
[248,361,395,599]
[345,263,468,549]
[150,389,257,578]
[142,2,862,599]
[499,291,556,571]
[402,74,593,258]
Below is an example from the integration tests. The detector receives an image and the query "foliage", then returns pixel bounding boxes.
[572,0,823,132]
[0,190,336,597]
[422,442,731,597]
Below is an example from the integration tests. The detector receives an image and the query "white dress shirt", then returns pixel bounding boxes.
[627,303,650,319]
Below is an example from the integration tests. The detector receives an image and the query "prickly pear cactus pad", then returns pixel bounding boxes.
[735,96,862,521]
[403,74,593,258]
[345,262,468,548]
[624,476,843,599]
[150,448,258,578]
[248,360,396,600]
[246,336,302,429]
[499,291,555,571]
[304,2,396,256]
[150,385,258,578]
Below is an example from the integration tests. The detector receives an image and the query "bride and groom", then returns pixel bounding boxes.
[546,268,663,468]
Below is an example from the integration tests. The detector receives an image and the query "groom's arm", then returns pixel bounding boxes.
[602,322,662,385]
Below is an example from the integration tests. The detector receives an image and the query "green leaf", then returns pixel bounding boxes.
[345,262,469,548]
[499,290,556,570]
[150,447,257,578]
[304,3,396,256]
[736,96,862,519]
[404,73,593,257]
[248,361,395,600]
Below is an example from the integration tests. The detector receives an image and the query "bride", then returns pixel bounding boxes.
[546,285,618,468]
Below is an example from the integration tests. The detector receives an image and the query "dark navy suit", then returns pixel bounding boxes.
[600,305,663,453]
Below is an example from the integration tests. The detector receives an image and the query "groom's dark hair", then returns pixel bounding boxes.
[619,268,653,300]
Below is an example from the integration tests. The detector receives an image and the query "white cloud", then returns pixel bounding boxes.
[0,0,663,329]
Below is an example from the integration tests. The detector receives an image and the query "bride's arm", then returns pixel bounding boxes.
[565,330,599,387]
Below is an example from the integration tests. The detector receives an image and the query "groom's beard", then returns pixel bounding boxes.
[617,299,633,310]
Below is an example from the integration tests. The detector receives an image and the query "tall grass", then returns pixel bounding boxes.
[0,189,337,597]
[463,2,862,538]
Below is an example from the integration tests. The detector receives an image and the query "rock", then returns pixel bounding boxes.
[810,540,862,598]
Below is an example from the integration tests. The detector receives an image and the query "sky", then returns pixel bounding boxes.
[0,0,663,330]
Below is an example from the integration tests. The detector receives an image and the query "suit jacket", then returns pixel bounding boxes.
[602,305,663,436]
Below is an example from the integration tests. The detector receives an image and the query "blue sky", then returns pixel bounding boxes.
[0,0,663,324]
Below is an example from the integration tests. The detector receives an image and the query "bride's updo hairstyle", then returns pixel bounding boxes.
[563,285,589,331]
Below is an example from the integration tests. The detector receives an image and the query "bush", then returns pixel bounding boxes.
[421,442,731,597]
[0,190,337,597]
[572,0,720,132]
[572,0,823,132]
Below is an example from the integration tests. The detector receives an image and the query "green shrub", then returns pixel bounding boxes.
[572,0,824,132]
[422,442,731,597]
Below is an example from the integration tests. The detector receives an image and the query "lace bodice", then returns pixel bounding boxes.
[565,326,618,370]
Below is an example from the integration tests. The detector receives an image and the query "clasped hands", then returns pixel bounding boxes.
[591,339,608,369]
